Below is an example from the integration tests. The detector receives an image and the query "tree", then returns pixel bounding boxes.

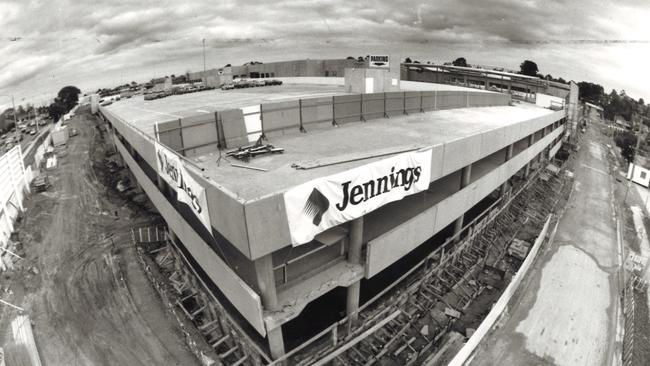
[614,130,637,163]
[519,60,539,77]
[452,57,467,67]
[57,86,81,111]
[404,57,412,63]
[577,81,605,104]
[357,56,364,62]
[346,56,355,60]
[48,101,67,121]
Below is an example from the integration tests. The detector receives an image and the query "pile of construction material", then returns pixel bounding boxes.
[3,315,43,366]
[226,142,283,162]
[0,236,23,272]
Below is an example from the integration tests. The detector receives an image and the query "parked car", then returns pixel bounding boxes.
[221,83,235,90]
[29,129,36,135]
[264,79,283,86]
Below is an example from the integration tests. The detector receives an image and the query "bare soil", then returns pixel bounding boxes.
[0,108,198,365]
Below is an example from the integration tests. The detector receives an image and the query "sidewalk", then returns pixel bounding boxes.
[470,126,621,366]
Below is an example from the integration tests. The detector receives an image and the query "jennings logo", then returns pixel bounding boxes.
[301,165,423,226]
[302,188,330,226]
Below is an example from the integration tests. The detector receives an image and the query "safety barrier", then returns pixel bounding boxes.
[155,90,511,155]
[447,215,554,366]
[0,145,28,249]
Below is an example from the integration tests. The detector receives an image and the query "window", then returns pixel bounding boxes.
[641,171,647,180]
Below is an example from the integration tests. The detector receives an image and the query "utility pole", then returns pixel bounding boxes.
[11,95,19,146]
[624,115,646,203]
[202,38,206,87]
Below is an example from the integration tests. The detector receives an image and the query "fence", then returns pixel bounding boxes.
[0,145,28,249]
[156,90,512,157]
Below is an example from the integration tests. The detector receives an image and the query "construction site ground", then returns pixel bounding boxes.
[0,107,198,365]
[471,112,623,365]
[603,113,650,364]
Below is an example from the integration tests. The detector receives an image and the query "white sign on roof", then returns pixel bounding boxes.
[369,55,390,69]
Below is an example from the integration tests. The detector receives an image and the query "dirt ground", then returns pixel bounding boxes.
[471,113,622,366]
[0,108,198,365]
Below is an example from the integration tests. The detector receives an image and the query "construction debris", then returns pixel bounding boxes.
[507,239,531,260]
[3,315,43,366]
[226,141,284,162]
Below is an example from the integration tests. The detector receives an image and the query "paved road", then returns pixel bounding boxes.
[0,110,198,365]
[470,125,622,365]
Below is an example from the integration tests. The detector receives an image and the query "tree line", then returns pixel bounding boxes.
[47,86,81,121]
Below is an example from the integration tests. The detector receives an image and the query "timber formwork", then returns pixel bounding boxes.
[282,168,572,366]
[132,226,270,366]
[130,164,572,366]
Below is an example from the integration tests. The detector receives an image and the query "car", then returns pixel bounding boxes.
[221,83,235,90]
[251,79,266,87]
[30,130,36,135]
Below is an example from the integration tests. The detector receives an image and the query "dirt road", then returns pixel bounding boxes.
[471,124,622,365]
[0,108,198,365]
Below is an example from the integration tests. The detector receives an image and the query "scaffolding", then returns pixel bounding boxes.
[130,163,572,366]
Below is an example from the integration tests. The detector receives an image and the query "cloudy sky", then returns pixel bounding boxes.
[1,0,649,109]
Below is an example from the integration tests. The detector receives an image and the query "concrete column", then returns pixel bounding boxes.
[254,254,284,359]
[453,165,472,237]
[346,217,364,322]
[501,144,514,196]
[524,134,535,178]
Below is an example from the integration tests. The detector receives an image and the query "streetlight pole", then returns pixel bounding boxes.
[11,95,20,147]
[202,38,206,87]
[624,116,647,203]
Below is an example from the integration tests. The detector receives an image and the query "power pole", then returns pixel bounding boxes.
[11,95,19,146]
[202,38,206,87]
[624,116,646,203]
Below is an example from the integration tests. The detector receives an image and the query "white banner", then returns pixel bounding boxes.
[154,141,212,232]
[284,148,433,245]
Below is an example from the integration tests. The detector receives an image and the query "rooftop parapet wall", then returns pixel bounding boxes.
[154,90,512,154]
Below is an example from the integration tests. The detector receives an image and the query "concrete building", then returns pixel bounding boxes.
[188,59,367,85]
[98,69,570,361]
[402,63,571,100]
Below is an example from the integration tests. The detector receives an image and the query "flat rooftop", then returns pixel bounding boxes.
[104,80,554,201]
[196,103,553,200]
[105,82,348,136]
[103,78,490,136]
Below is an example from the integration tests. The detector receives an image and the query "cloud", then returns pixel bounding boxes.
[0,55,55,88]
[0,0,648,105]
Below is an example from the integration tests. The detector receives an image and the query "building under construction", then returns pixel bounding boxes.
[97,59,577,365]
